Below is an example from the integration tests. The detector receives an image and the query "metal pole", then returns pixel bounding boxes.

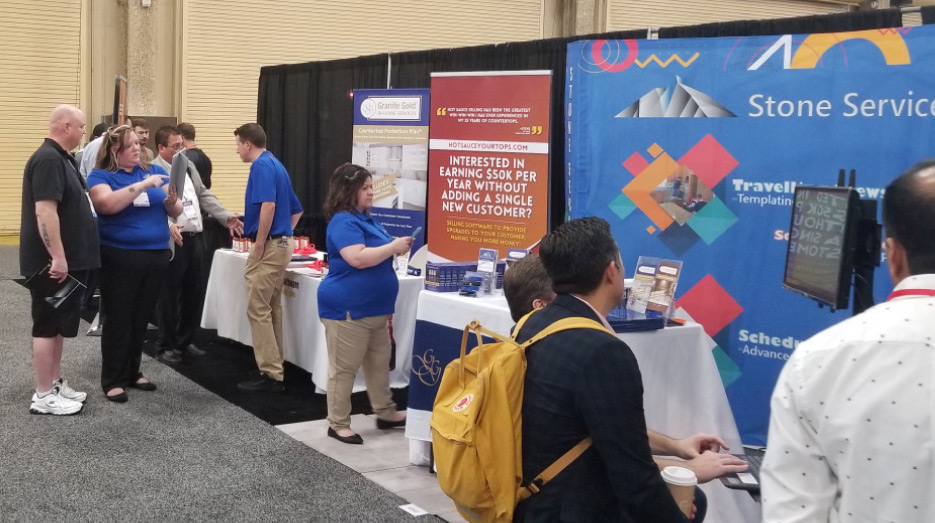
[387,54,392,89]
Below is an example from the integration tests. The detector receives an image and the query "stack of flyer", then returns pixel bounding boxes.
[606,256,681,332]
[626,256,682,318]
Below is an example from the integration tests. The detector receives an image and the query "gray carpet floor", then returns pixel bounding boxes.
[0,246,439,522]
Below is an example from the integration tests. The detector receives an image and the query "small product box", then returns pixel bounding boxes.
[425,263,443,292]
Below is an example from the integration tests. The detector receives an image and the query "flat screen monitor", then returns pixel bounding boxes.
[783,186,859,311]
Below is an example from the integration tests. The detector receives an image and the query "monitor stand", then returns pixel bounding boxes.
[851,198,881,316]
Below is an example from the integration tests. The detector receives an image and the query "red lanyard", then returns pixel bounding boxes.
[887,289,935,301]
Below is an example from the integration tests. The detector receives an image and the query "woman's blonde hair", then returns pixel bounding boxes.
[94,124,149,172]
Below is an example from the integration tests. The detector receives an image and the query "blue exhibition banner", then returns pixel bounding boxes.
[566,27,935,444]
[352,88,431,251]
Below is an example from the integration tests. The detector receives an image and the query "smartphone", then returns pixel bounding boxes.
[410,226,423,238]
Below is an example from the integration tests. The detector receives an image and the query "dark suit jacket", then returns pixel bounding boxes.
[513,294,688,523]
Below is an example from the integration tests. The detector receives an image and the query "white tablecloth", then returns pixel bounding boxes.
[405,290,760,523]
[201,249,423,392]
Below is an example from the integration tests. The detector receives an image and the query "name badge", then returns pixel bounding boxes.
[182,199,198,220]
[132,190,151,207]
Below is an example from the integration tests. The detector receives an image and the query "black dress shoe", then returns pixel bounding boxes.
[129,380,157,391]
[327,427,363,445]
[105,390,128,403]
[156,350,182,365]
[236,375,285,393]
[376,416,406,430]
[180,344,205,357]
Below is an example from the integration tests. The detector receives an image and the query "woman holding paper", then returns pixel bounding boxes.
[88,124,182,403]
[317,163,413,444]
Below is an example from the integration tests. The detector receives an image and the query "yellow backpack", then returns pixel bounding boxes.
[430,312,615,523]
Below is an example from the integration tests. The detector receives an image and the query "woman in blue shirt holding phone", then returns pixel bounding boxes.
[318,163,413,444]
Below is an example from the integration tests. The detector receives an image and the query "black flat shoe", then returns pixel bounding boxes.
[129,380,157,391]
[105,390,128,403]
[376,417,406,430]
[156,350,182,365]
[237,375,285,393]
[327,427,363,445]
[180,344,205,357]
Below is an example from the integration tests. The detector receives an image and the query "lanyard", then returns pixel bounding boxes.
[887,289,935,301]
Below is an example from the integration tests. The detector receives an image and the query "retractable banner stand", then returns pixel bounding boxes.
[566,27,935,444]
[427,71,552,262]
[352,89,430,250]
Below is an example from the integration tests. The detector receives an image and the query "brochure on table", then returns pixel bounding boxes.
[627,256,683,318]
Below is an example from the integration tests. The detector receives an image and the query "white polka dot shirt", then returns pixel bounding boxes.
[761,274,935,523]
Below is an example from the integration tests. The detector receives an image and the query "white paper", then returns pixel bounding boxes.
[398,504,429,516]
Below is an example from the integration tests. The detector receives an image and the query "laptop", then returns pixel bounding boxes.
[719,447,765,491]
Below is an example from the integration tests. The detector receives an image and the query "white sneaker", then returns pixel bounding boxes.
[29,390,83,416]
[54,378,87,403]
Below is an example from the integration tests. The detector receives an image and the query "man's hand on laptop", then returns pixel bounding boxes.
[684,451,749,483]
[674,433,730,459]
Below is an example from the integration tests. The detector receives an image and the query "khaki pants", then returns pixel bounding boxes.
[244,236,293,381]
[322,314,397,430]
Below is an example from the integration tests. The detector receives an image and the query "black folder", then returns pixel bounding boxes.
[24,264,86,309]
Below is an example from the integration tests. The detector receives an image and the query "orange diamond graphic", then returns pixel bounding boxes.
[623,152,677,230]
[647,226,657,234]
[647,143,664,158]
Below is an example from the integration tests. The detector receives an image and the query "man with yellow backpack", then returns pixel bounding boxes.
[432,218,709,522]
[511,217,695,522]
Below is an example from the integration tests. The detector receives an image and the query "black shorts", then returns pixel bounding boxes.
[30,270,89,338]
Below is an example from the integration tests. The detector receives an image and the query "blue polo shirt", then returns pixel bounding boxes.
[87,164,171,250]
[243,151,303,238]
[317,210,399,320]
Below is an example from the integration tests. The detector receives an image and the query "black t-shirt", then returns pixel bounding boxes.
[20,138,101,276]
[186,147,213,189]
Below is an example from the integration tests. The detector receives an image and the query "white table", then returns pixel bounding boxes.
[405,290,760,523]
[201,249,423,392]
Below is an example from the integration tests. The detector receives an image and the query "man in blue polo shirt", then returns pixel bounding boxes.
[233,123,303,392]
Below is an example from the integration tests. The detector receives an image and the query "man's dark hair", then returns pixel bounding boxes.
[130,117,149,130]
[882,160,935,274]
[539,217,620,295]
[178,122,196,141]
[323,163,371,219]
[91,122,109,140]
[154,125,182,148]
[503,254,555,322]
[233,123,267,149]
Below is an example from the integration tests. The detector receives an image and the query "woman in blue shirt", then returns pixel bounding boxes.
[88,124,182,403]
[318,164,413,444]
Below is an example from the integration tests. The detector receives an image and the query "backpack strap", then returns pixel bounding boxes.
[517,437,593,501]
[519,316,614,350]
[513,315,615,501]
[512,307,540,337]
[457,320,515,387]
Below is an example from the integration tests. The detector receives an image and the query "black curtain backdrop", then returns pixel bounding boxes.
[922,6,935,25]
[257,8,902,244]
